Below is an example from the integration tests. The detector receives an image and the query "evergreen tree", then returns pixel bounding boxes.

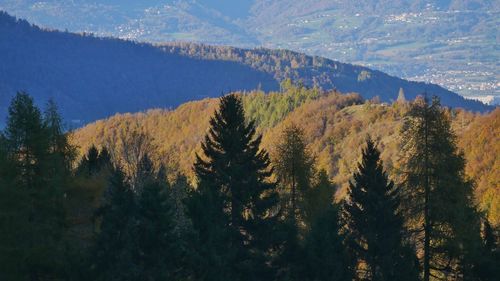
[188,94,279,281]
[0,92,68,280]
[91,167,137,281]
[77,145,100,176]
[77,145,112,177]
[133,155,186,280]
[301,169,353,281]
[304,169,335,228]
[304,204,353,281]
[343,138,419,281]
[44,99,75,172]
[400,96,483,280]
[473,221,500,280]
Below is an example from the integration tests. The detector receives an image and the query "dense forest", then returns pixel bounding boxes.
[0,11,491,126]
[1,88,497,280]
[72,83,499,227]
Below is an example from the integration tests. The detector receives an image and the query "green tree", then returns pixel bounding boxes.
[301,169,353,281]
[188,94,279,281]
[343,138,419,281]
[400,96,483,280]
[133,155,186,280]
[0,92,69,280]
[91,167,137,281]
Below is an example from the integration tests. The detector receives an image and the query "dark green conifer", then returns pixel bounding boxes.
[301,169,354,281]
[343,138,419,281]
[0,92,69,280]
[133,155,185,280]
[91,167,137,281]
[188,93,279,281]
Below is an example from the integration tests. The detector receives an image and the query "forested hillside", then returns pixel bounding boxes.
[2,1,497,98]
[72,86,499,226]
[2,90,498,280]
[0,11,491,126]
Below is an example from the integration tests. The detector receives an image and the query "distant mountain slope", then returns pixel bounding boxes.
[71,88,499,226]
[0,12,491,125]
[0,12,278,125]
[1,1,497,98]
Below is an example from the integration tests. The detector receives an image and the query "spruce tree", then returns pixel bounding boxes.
[342,138,419,281]
[188,93,279,281]
[400,96,483,280]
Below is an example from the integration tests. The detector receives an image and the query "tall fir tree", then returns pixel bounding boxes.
[187,93,279,281]
[400,96,483,280]
[343,138,419,281]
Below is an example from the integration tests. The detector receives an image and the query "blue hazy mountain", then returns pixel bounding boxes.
[1,0,497,99]
[0,11,491,126]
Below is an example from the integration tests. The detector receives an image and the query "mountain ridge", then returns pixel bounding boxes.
[0,11,492,127]
[1,0,497,98]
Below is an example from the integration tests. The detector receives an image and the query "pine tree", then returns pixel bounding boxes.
[400,96,483,280]
[343,138,419,281]
[188,93,279,281]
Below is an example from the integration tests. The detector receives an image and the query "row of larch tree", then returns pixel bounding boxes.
[0,92,498,281]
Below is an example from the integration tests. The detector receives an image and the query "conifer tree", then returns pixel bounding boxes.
[77,145,100,176]
[77,145,112,177]
[91,167,137,281]
[273,124,314,225]
[188,93,279,281]
[302,169,353,281]
[272,124,314,281]
[0,92,68,280]
[343,138,419,281]
[474,220,500,280]
[400,96,483,280]
[133,155,186,280]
